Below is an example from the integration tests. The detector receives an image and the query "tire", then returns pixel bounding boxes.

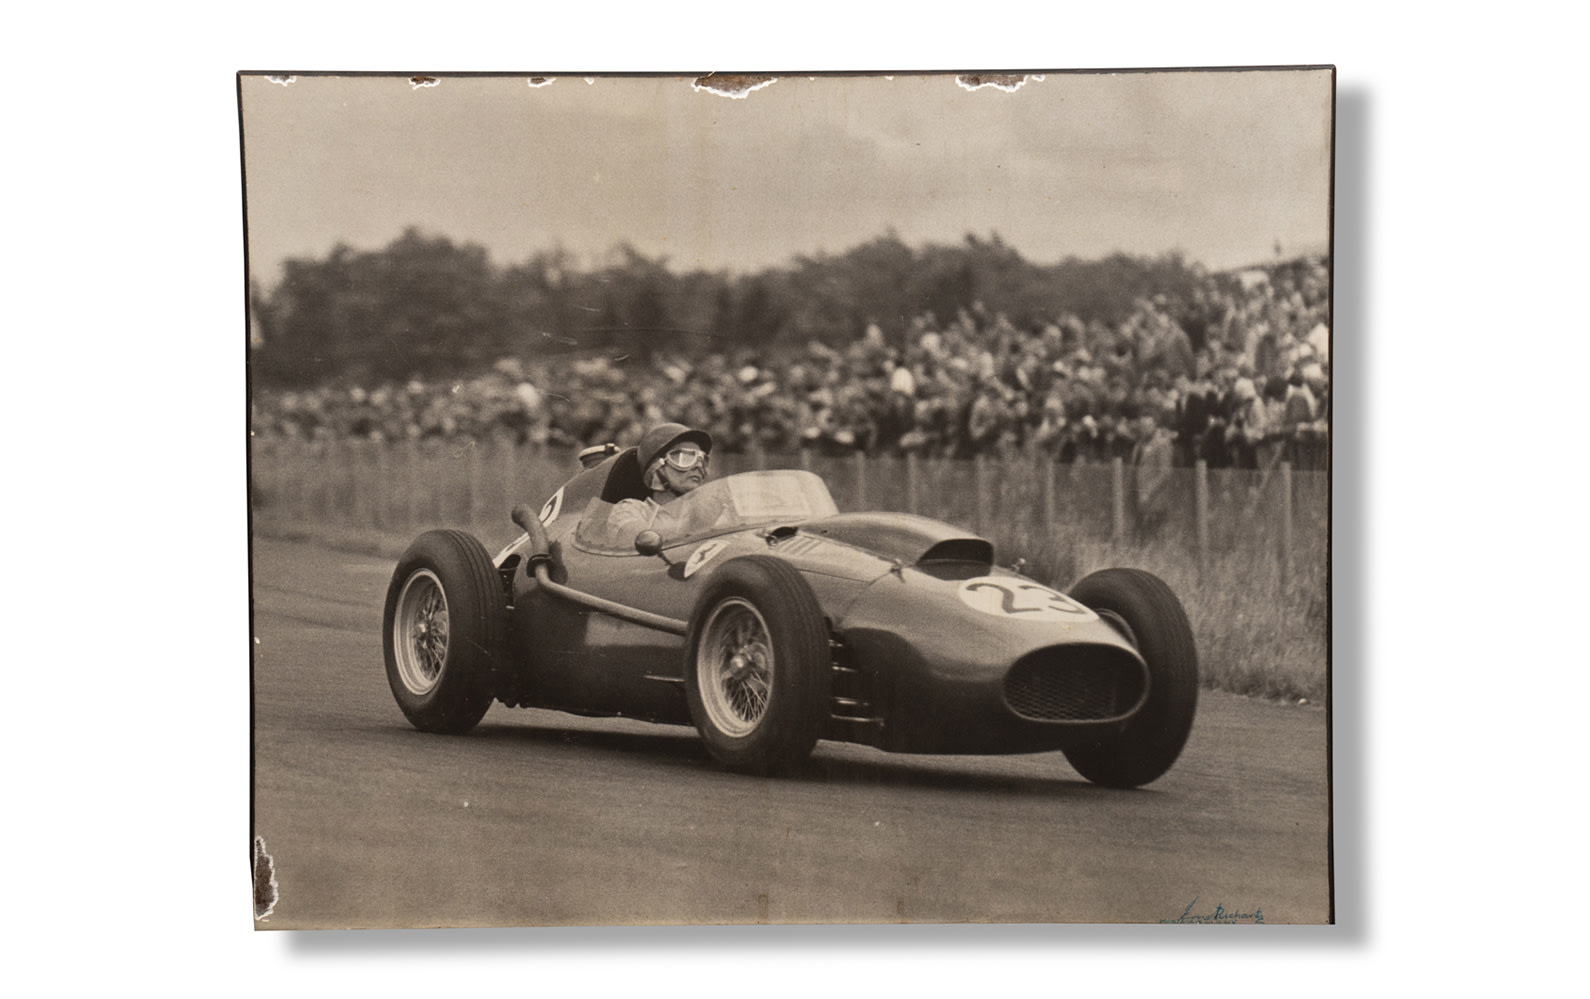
[1061,568,1199,788]
[382,529,503,734]
[684,556,832,775]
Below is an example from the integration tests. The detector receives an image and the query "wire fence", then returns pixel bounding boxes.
[249,436,1329,697]
[251,437,1326,576]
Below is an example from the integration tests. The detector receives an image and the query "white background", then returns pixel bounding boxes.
[6,3,1583,994]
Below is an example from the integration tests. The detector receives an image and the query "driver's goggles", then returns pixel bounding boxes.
[664,447,709,471]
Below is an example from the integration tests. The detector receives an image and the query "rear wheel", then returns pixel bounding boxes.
[382,530,503,734]
[1062,568,1198,788]
[685,556,832,775]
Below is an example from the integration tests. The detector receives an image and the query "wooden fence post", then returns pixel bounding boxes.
[503,439,518,521]
[302,441,315,520]
[1280,460,1293,587]
[343,438,356,525]
[853,450,867,509]
[346,438,361,526]
[375,441,391,530]
[319,437,336,523]
[800,448,812,473]
[467,440,484,531]
[1041,454,1056,529]
[362,439,378,527]
[348,442,364,528]
[1110,457,1125,544]
[279,440,297,521]
[975,453,989,536]
[1194,459,1209,579]
[404,437,420,531]
[905,453,919,515]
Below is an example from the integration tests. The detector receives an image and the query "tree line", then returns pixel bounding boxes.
[249,226,1218,386]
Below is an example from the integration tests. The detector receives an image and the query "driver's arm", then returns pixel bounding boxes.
[609,498,658,539]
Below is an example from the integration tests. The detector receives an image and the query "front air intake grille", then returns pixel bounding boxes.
[1003,648,1146,721]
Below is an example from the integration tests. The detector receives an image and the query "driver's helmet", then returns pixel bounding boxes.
[637,422,713,490]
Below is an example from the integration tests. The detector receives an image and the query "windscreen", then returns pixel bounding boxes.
[575,469,839,552]
[715,470,839,525]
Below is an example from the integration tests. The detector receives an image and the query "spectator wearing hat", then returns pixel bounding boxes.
[1130,413,1176,542]
[1285,368,1325,469]
[1225,377,1269,470]
[248,252,1334,474]
[1175,379,1211,466]
[1283,370,1318,429]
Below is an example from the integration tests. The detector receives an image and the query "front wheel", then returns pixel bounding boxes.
[1062,568,1198,788]
[684,556,832,775]
[382,529,503,734]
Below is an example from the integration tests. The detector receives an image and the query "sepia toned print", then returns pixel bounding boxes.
[245,69,1332,927]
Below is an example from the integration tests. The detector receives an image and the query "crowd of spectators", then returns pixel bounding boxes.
[251,256,1330,470]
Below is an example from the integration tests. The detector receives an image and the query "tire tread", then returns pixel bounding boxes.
[1062,568,1199,788]
[684,555,832,775]
[382,529,503,734]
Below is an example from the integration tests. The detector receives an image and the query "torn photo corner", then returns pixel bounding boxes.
[243,68,1334,929]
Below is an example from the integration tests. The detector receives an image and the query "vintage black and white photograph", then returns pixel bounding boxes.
[243,68,1333,928]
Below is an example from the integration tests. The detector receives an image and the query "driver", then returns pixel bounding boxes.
[610,423,716,540]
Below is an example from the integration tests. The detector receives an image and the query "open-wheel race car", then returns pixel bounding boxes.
[383,435,1199,788]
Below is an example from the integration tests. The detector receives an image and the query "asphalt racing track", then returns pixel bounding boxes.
[251,537,1331,928]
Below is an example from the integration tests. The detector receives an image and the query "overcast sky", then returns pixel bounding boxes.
[241,69,1331,286]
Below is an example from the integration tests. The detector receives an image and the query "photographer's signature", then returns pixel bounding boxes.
[1161,896,1264,924]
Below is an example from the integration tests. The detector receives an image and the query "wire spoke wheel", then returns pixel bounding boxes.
[381,530,501,734]
[393,570,450,695]
[684,556,831,775]
[697,598,775,737]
